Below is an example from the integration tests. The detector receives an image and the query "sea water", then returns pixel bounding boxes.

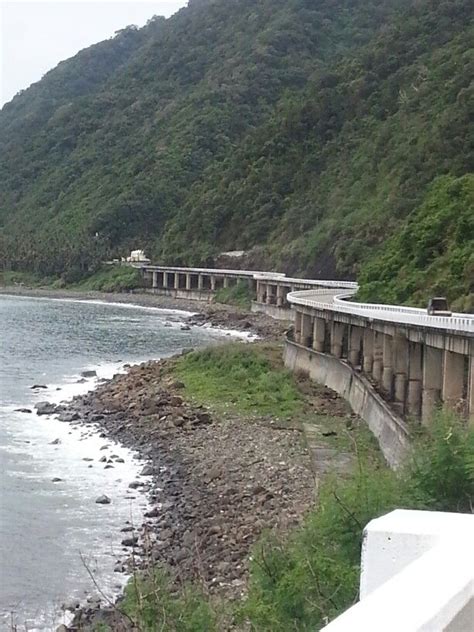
[0,294,237,630]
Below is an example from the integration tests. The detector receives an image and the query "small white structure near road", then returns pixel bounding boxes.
[126,249,150,264]
[322,509,474,631]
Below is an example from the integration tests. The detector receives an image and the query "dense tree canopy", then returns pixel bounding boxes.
[0,0,472,306]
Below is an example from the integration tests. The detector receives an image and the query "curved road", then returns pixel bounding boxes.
[287,287,474,334]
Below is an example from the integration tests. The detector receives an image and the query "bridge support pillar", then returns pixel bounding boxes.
[152,271,158,289]
[313,317,326,352]
[442,350,465,410]
[407,342,423,418]
[210,276,216,291]
[276,285,284,307]
[348,326,362,366]
[197,274,204,290]
[294,310,302,344]
[331,322,344,359]
[186,274,192,291]
[363,330,374,374]
[468,355,474,425]
[372,332,384,385]
[266,284,274,305]
[394,336,408,411]
[301,313,313,348]
[174,273,180,290]
[223,276,229,289]
[422,346,443,424]
[382,335,394,397]
[163,272,169,289]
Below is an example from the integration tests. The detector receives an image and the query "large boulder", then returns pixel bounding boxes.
[35,402,58,416]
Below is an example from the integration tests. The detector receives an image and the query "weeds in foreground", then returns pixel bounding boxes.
[120,410,474,631]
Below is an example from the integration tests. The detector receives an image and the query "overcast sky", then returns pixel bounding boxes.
[0,0,188,107]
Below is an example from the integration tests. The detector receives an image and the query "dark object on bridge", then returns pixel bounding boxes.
[427,297,452,316]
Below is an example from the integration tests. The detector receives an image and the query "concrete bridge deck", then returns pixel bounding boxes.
[134,263,473,435]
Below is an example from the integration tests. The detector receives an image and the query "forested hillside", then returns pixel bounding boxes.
[0,0,472,307]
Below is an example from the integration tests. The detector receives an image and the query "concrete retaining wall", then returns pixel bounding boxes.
[148,288,214,302]
[284,340,410,468]
[251,301,293,321]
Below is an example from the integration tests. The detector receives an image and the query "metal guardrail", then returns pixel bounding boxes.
[137,265,286,278]
[288,290,474,334]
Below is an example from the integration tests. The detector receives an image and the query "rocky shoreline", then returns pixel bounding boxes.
[48,354,316,630]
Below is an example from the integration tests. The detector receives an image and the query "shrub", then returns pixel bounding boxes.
[403,409,474,513]
[214,280,253,309]
[122,568,221,631]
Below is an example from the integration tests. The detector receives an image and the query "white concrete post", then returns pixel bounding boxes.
[382,335,394,397]
[421,346,443,424]
[185,273,192,291]
[313,317,326,353]
[210,275,216,291]
[197,274,203,290]
[407,342,423,418]
[174,272,180,290]
[152,271,158,289]
[223,276,229,289]
[163,271,169,289]
[442,350,465,410]
[266,284,274,305]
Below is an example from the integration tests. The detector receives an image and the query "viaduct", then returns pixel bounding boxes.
[136,264,474,467]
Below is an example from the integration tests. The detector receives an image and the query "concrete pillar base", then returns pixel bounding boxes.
[407,379,422,418]
[382,367,393,397]
[349,350,360,366]
[422,389,441,424]
[373,359,383,385]
[394,373,407,407]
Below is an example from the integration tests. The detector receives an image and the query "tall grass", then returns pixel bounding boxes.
[173,344,303,418]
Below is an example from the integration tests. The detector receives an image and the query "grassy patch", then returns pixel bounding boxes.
[122,568,224,631]
[172,343,304,419]
[73,265,144,292]
[214,280,253,309]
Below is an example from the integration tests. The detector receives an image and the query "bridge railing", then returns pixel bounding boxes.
[288,290,474,334]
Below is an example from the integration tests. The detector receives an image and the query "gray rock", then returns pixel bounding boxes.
[81,370,97,378]
[121,536,138,547]
[15,408,32,414]
[30,384,47,389]
[57,411,80,422]
[50,438,61,445]
[35,402,58,416]
[95,495,111,505]
[144,507,160,518]
[129,481,143,489]
[51,477,62,483]
[140,465,155,476]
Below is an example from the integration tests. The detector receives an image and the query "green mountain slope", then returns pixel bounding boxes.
[0,0,472,305]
